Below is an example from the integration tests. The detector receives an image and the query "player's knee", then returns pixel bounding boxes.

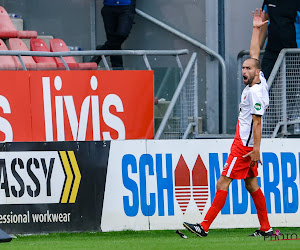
[216,177,230,191]
[244,182,259,193]
[244,182,252,192]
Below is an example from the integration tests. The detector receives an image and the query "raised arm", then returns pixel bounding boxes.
[250,9,269,60]
[259,12,269,49]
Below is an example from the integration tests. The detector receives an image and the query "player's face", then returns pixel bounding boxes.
[242,60,258,85]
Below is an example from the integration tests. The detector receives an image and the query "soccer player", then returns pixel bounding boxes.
[183,9,272,237]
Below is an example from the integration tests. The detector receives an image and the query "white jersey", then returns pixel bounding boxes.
[237,71,269,147]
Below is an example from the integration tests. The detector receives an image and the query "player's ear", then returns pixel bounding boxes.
[256,68,260,76]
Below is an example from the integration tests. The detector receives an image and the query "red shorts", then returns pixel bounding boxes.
[221,154,258,179]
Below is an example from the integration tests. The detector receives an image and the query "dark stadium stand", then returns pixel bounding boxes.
[50,38,97,70]
[30,38,57,69]
[0,39,16,69]
[0,6,37,39]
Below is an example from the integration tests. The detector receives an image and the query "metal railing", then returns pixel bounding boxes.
[0,49,188,71]
[237,48,300,138]
[155,52,198,139]
[136,9,228,134]
[265,49,300,137]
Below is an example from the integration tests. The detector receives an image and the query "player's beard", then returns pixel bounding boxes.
[244,74,255,86]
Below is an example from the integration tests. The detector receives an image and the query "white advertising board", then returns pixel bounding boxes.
[0,152,65,204]
[101,139,300,231]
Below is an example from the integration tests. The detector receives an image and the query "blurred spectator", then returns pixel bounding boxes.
[90,0,136,69]
[260,0,300,80]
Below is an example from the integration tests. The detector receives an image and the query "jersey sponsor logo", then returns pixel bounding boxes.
[254,103,262,111]
[0,151,81,204]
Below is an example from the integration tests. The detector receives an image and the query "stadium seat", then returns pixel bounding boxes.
[9,38,36,69]
[77,61,98,70]
[0,39,16,69]
[30,38,57,69]
[50,38,97,70]
[0,6,37,39]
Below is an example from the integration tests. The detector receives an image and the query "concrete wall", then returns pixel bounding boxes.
[0,0,92,49]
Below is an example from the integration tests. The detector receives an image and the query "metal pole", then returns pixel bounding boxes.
[182,122,196,139]
[143,55,152,70]
[136,8,227,134]
[90,0,97,50]
[18,55,27,70]
[194,59,199,134]
[155,53,197,139]
[101,55,110,70]
[175,55,183,73]
[59,56,70,70]
[282,58,287,135]
[272,119,300,138]
[0,49,188,57]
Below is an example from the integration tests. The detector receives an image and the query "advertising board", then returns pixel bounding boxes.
[0,71,154,142]
[0,141,109,233]
[101,139,300,231]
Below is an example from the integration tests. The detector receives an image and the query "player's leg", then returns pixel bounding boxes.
[183,176,232,237]
[244,176,272,236]
[201,176,232,230]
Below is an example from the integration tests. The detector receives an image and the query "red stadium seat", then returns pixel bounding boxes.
[30,38,57,69]
[50,39,78,69]
[17,30,38,39]
[0,6,37,39]
[9,38,36,69]
[77,61,98,70]
[50,38,97,70]
[0,39,16,69]
[0,7,17,38]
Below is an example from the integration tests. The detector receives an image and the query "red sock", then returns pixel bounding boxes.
[201,190,228,232]
[251,188,271,231]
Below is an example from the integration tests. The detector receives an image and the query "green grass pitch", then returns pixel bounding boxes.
[1,228,300,249]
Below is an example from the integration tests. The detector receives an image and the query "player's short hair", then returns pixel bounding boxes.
[249,58,261,69]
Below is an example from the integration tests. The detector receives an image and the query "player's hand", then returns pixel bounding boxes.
[243,149,262,167]
[253,8,268,28]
